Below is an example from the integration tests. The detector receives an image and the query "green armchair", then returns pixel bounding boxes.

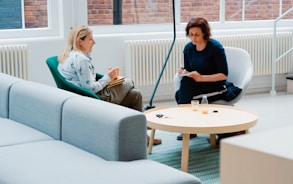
[46,56,102,99]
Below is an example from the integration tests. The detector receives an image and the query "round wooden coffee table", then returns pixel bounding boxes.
[145,104,258,172]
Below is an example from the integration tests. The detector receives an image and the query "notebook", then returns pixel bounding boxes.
[106,76,125,88]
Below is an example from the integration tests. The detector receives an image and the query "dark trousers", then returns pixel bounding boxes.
[98,78,143,112]
[175,77,225,104]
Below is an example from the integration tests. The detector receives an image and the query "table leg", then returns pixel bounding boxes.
[147,129,156,154]
[181,133,190,172]
[210,134,216,147]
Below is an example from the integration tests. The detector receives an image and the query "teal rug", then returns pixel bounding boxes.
[147,130,220,184]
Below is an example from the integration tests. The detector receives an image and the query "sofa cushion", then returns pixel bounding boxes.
[0,118,53,146]
[0,140,201,184]
[0,73,22,118]
[106,160,202,184]
[62,96,147,161]
[8,81,78,140]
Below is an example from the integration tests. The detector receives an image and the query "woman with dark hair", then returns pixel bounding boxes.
[175,17,230,140]
[176,17,228,105]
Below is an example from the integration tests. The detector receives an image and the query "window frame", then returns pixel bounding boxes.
[90,0,293,35]
[90,20,292,36]
[0,0,61,40]
[0,0,292,40]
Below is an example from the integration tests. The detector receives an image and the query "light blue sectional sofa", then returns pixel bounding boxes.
[0,72,202,184]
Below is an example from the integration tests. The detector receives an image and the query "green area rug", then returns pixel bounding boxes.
[147,131,220,184]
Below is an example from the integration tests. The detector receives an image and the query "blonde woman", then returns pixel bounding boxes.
[58,26,161,145]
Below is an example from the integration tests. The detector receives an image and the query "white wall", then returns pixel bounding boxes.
[0,1,292,102]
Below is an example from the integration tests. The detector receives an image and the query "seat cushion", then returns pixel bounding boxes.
[106,160,202,184]
[0,140,201,184]
[0,118,53,147]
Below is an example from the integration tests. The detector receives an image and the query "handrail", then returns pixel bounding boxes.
[271,7,293,95]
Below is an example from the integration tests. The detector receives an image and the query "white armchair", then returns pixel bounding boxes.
[174,47,253,105]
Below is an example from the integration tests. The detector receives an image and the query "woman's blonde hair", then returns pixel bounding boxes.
[58,26,92,62]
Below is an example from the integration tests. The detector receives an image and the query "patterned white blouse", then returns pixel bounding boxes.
[58,51,111,93]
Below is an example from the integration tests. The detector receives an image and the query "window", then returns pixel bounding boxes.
[0,1,292,38]
[88,0,174,25]
[87,0,293,26]
[0,0,22,29]
[0,0,61,39]
[24,0,48,28]
[0,0,48,30]
[225,0,293,21]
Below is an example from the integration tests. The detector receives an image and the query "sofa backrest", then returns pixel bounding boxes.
[0,73,23,118]
[1,73,147,161]
[8,80,78,140]
[62,97,147,161]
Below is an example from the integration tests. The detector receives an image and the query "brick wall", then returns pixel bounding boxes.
[121,0,173,24]
[24,0,47,28]
[88,0,113,25]
[181,0,220,22]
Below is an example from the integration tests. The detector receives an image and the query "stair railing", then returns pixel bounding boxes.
[271,7,293,95]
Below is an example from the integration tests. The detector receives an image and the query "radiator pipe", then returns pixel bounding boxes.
[145,0,176,110]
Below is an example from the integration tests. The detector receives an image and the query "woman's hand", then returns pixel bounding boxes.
[188,73,201,81]
[190,73,227,82]
[107,67,119,80]
[178,68,187,75]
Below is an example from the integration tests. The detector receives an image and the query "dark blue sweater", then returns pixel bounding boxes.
[183,38,228,76]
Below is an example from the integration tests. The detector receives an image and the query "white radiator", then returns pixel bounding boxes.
[125,32,293,87]
[216,32,293,76]
[0,44,28,80]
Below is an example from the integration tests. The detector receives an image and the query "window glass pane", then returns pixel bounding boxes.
[244,0,279,20]
[24,0,48,28]
[225,0,243,21]
[180,0,220,22]
[0,0,22,29]
[122,0,173,24]
[87,0,293,25]
[88,0,113,25]
[88,0,174,25]
[225,0,293,21]
[283,0,293,19]
[0,0,47,30]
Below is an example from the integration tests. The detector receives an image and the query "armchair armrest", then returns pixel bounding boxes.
[64,81,100,99]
